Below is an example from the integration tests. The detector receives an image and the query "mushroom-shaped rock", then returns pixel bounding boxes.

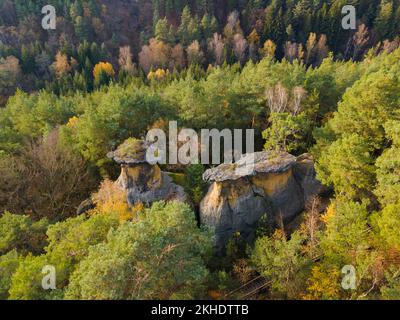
[108,138,188,206]
[107,138,149,165]
[199,151,324,253]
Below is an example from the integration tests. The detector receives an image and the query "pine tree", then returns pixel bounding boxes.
[375,0,395,40]
[178,6,192,46]
[155,17,170,43]
[201,13,212,39]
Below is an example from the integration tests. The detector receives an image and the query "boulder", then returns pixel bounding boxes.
[76,198,95,215]
[108,138,188,206]
[199,151,324,252]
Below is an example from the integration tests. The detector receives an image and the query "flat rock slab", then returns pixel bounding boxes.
[203,151,297,182]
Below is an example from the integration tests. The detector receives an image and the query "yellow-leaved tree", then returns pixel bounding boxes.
[93,62,115,87]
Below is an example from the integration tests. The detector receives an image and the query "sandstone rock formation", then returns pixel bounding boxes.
[199,151,324,251]
[107,138,188,206]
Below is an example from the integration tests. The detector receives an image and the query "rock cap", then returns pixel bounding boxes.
[107,138,149,165]
[203,151,297,182]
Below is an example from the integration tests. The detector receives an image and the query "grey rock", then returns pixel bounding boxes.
[110,139,188,207]
[200,151,324,252]
[76,198,95,215]
[203,151,296,182]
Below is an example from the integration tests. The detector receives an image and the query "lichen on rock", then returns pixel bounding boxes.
[107,137,149,165]
[203,151,297,182]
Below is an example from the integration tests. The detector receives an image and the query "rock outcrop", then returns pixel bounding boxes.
[199,151,324,251]
[108,138,188,206]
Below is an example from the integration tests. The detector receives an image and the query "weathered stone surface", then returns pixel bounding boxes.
[200,151,324,252]
[76,198,95,215]
[293,153,324,201]
[203,152,297,182]
[110,139,188,207]
[117,163,187,206]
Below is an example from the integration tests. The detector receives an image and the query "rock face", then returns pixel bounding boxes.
[199,151,324,251]
[108,138,188,206]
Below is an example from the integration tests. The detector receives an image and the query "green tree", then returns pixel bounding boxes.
[0,250,23,299]
[316,134,375,199]
[374,0,395,40]
[65,201,213,300]
[155,17,170,43]
[0,212,48,256]
[372,204,400,251]
[375,121,400,205]
[184,164,207,205]
[8,254,55,300]
[60,85,176,173]
[7,212,119,299]
[263,112,310,153]
[251,230,310,299]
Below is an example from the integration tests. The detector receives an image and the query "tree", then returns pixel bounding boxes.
[264,5,285,52]
[305,32,317,65]
[92,178,139,222]
[154,17,170,43]
[178,6,193,46]
[260,40,276,59]
[0,212,48,256]
[0,130,97,221]
[315,199,380,299]
[74,16,90,41]
[263,112,311,153]
[224,11,241,42]
[51,52,71,79]
[315,56,400,199]
[208,33,225,65]
[319,199,371,266]
[263,83,311,153]
[0,56,21,104]
[0,250,22,299]
[60,85,176,172]
[233,33,248,65]
[247,29,260,61]
[170,44,185,70]
[187,41,204,66]
[118,46,135,74]
[315,34,329,66]
[65,201,213,300]
[8,254,55,300]
[93,62,115,87]
[251,230,310,299]
[139,38,171,73]
[304,264,341,300]
[381,268,400,299]
[375,121,400,205]
[7,212,119,299]
[201,14,214,39]
[184,164,207,205]
[373,204,400,251]
[316,134,375,199]
[374,0,394,40]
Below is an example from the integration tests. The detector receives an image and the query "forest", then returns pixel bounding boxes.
[1,0,400,300]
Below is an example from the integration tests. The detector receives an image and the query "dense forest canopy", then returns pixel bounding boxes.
[1,0,400,301]
[0,0,400,103]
